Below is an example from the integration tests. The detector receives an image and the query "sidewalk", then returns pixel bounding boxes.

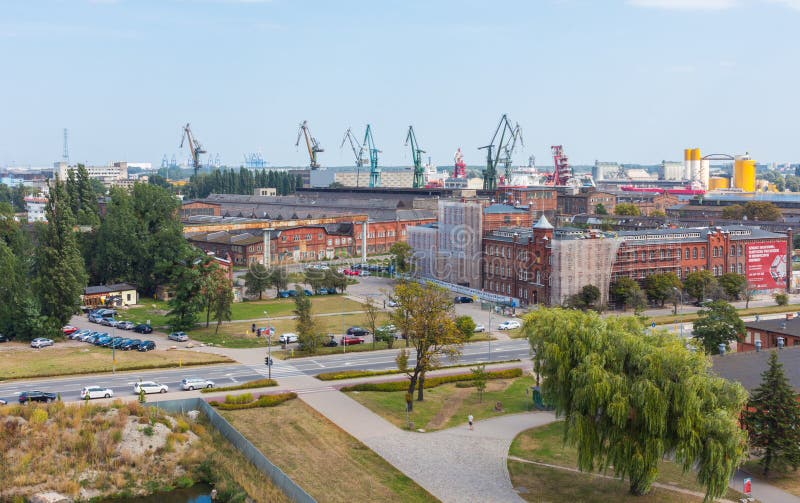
[730,469,800,503]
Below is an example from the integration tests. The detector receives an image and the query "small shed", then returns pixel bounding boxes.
[82,283,139,307]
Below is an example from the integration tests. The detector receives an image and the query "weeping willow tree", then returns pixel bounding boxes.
[524,308,747,500]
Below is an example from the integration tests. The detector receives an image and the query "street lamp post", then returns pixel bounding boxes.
[112,316,118,374]
[673,287,685,338]
[264,310,272,380]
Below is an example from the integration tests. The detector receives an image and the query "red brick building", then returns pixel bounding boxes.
[482,204,532,232]
[740,315,800,352]
[557,189,616,216]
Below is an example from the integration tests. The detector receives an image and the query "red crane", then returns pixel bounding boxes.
[547,145,572,186]
[452,148,466,178]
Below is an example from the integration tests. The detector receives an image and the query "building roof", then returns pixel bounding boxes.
[712,346,800,393]
[84,283,137,295]
[483,203,527,215]
[744,317,800,338]
[533,215,554,229]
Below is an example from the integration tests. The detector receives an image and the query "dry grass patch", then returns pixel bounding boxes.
[0,347,231,380]
[221,399,435,503]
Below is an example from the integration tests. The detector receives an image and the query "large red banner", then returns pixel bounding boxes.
[746,242,787,290]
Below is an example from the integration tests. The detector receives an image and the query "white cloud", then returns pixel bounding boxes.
[628,0,738,10]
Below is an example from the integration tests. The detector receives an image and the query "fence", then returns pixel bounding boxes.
[151,397,316,503]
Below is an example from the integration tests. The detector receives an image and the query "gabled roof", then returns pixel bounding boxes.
[713,346,800,392]
[84,283,137,295]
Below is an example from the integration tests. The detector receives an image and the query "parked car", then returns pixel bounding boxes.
[0,398,7,405]
[286,289,298,297]
[359,270,371,277]
[497,320,521,330]
[80,386,113,400]
[94,335,112,346]
[0,333,9,343]
[137,340,156,352]
[116,321,135,330]
[387,300,399,307]
[341,335,365,346]
[303,289,314,296]
[279,333,299,344]
[99,318,116,327]
[133,381,168,395]
[30,338,54,348]
[322,336,338,347]
[133,324,152,334]
[454,296,474,304]
[315,288,329,295]
[19,391,57,403]
[70,329,91,340]
[88,314,103,323]
[180,378,215,391]
[473,323,486,333]
[346,327,370,337]
[62,325,78,336]
[277,290,291,298]
[111,338,131,349]
[168,332,189,342]
[80,332,98,342]
[121,339,142,351]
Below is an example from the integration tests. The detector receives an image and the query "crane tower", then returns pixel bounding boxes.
[180,123,207,176]
[405,126,426,188]
[295,120,324,169]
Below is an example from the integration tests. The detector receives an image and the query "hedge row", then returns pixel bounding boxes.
[209,392,297,411]
[340,367,523,392]
[200,378,277,394]
[316,369,400,381]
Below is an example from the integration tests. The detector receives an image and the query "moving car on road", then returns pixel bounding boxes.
[30,338,54,348]
[19,391,57,403]
[80,386,114,400]
[180,378,215,390]
[133,381,168,394]
[497,320,521,330]
[168,332,189,342]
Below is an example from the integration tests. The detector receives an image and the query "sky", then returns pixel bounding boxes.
[1,0,799,169]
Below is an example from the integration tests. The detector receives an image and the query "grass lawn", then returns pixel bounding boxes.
[221,399,436,503]
[189,310,390,349]
[741,459,800,497]
[648,303,800,326]
[347,375,535,431]
[509,421,745,501]
[121,296,365,329]
[0,346,232,380]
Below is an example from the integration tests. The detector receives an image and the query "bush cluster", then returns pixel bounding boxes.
[340,368,522,392]
[201,379,277,394]
[316,369,400,381]
[209,392,297,411]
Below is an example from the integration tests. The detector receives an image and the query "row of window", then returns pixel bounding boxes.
[622,244,750,262]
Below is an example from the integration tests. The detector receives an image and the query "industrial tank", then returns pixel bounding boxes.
[708,176,730,190]
[734,156,756,192]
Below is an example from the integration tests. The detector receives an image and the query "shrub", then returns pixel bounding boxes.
[142,425,154,437]
[224,393,254,405]
[174,419,190,433]
[30,408,48,425]
[210,392,297,410]
[775,293,789,306]
[316,369,400,381]
[340,368,523,392]
[200,379,277,394]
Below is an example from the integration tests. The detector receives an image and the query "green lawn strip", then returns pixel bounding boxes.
[341,368,522,392]
[648,303,800,326]
[509,421,745,501]
[0,347,232,380]
[466,333,498,342]
[201,378,277,393]
[188,310,390,349]
[209,392,296,410]
[274,341,392,359]
[315,359,522,381]
[345,372,530,431]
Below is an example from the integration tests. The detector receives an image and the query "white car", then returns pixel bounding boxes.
[31,338,54,348]
[387,300,399,307]
[474,324,486,333]
[497,320,521,330]
[181,378,215,391]
[133,381,168,395]
[81,386,114,400]
[279,333,298,344]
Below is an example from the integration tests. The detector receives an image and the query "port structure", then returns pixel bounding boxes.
[548,145,573,186]
[363,124,381,188]
[404,125,426,189]
[180,123,207,176]
[295,120,324,170]
[479,114,522,191]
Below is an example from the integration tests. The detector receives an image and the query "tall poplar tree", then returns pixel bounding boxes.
[743,351,800,476]
[33,179,88,327]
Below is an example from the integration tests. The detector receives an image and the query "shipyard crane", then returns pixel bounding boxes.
[501,123,524,182]
[478,114,518,191]
[180,123,207,176]
[295,120,324,169]
[404,126,426,188]
[548,145,573,186]
[340,128,366,167]
[363,124,381,187]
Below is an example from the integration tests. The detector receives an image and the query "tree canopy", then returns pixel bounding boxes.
[524,308,747,499]
[718,273,746,300]
[683,270,717,301]
[610,277,646,311]
[644,272,682,307]
[692,300,744,354]
[614,203,641,216]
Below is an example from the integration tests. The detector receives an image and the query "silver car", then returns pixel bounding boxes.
[180,378,215,391]
[30,338,54,348]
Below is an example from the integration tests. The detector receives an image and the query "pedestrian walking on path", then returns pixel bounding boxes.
[468,414,474,430]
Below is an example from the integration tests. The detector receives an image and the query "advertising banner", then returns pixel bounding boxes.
[746,242,787,290]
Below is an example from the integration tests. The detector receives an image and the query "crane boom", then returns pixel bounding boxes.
[180,123,207,176]
[478,114,518,191]
[340,128,365,167]
[295,120,324,169]
[405,126,426,188]
[363,124,381,188]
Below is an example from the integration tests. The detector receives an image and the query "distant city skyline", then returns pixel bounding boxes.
[2,0,799,169]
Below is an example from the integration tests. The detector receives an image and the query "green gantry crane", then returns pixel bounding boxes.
[479,114,521,191]
[363,124,381,188]
[405,126,426,189]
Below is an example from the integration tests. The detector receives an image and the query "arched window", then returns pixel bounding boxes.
[535,270,541,284]
[693,247,698,259]
[700,248,705,259]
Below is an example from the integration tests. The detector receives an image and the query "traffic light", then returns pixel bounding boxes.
[264,356,273,366]
[256,328,262,337]
[251,323,256,333]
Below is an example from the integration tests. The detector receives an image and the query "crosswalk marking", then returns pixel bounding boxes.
[292,386,336,395]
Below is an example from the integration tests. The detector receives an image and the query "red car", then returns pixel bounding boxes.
[62,325,78,335]
[342,269,359,276]
[341,335,365,346]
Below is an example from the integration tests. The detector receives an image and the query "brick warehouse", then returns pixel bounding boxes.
[482,223,790,307]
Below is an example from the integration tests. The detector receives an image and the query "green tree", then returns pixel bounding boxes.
[692,300,744,354]
[167,252,207,331]
[389,241,413,273]
[614,203,641,216]
[454,315,476,341]
[568,284,602,310]
[594,203,608,215]
[743,201,782,221]
[391,281,462,408]
[775,292,789,306]
[743,351,800,476]
[718,273,746,300]
[523,308,747,499]
[644,272,682,308]
[200,264,233,332]
[471,364,488,402]
[33,179,88,328]
[244,263,271,299]
[650,209,666,218]
[721,204,744,220]
[270,267,289,292]
[683,270,717,301]
[294,285,322,352]
[362,296,381,350]
[610,277,645,311]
